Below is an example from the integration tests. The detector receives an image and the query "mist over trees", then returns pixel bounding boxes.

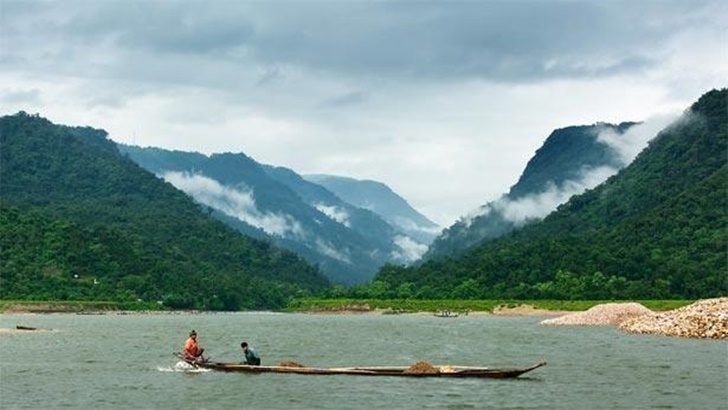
[0,112,329,310]
[424,122,637,261]
[360,89,727,300]
[1,89,724,308]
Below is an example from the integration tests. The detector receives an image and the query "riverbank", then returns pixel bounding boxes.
[1,299,692,315]
[0,300,161,314]
[3,299,724,340]
[286,299,692,315]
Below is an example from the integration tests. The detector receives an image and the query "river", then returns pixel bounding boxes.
[0,312,726,409]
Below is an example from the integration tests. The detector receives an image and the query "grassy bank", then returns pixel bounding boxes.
[0,299,694,314]
[286,298,694,313]
[0,300,163,313]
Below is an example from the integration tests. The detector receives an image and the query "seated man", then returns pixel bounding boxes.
[184,330,205,362]
[240,341,261,365]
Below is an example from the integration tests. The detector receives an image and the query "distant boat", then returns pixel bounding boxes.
[174,353,546,379]
[434,310,459,318]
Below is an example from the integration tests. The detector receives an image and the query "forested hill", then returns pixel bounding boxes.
[422,122,636,261]
[506,122,635,199]
[0,112,329,310]
[374,89,727,300]
[303,174,440,244]
[118,144,416,285]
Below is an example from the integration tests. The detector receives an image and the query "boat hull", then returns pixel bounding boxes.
[175,355,546,379]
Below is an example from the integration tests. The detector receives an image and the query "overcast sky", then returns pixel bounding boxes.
[1,0,725,226]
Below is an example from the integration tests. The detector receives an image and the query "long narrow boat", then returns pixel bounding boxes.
[174,354,545,378]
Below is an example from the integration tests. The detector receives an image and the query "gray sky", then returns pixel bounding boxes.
[1,0,725,226]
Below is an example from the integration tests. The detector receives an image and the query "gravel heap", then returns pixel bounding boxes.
[403,361,439,374]
[540,303,653,326]
[619,298,728,339]
[278,361,305,367]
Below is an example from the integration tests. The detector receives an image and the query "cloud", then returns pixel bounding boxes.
[1,0,724,229]
[497,166,618,224]
[161,171,304,239]
[256,66,285,86]
[315,238,351,264]
[392,235,428,262]
[597,114,679,164]
[390,216,441,236]
[0,88,40,105]
[458,111,684,228]
[319,90,368,108]
[464,164,621,227]
[3,1,720,85]
[314,203,350,227]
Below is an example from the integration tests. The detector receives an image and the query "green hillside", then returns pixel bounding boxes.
[508,122,634,199]
[0,112,329,310]
[118,144,404,285]
[372,89,727,300]
[423,122,636,261]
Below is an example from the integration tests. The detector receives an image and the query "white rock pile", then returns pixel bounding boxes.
[540,303,653,326]
[619,298,728,340]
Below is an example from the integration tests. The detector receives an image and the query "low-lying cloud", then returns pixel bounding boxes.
[495,166,618,225]
[597,114,679,164]
[162,171,304,239]
[462,115,676,228]
[315,238,351,264]
[392,235,429,262]
[314,203,351,227]
[463,165,618,228]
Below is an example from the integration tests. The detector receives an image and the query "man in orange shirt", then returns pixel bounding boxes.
[184,330,205,362]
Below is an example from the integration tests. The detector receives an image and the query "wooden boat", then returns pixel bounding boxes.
[174,353,545,378]
[434,310,459,318]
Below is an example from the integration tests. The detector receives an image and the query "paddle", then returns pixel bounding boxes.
[173,352,202,369]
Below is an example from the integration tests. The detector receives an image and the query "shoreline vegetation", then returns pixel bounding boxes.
[3,298,725,339]
[0,298,692,315]
[284,298,694,315]
[0,300,162,314]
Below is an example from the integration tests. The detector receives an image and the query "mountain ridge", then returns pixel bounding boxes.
[0,112,329,309]
[422,121,640,261]
[373,88,727,300]
[304,174,440,244]
[119,145,430,284]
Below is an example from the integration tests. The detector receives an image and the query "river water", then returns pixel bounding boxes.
[0,312,726,409]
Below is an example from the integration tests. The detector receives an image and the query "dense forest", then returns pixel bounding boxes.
[118,144,404,285]
[356,89,727,300]
[1,89,724,308]
[424,121,636,261]
[0,113,329,310]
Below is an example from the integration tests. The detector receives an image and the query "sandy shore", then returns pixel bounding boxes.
[491,305,572,316]
[2,307,553,335]
[2,303,572,317]
[302,304,572,316]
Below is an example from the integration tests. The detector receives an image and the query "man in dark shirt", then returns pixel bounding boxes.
[241,341,261,365]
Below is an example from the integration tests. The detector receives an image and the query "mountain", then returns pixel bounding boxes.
[262,165,427,259]
[422,121,638,261]
[0,112,329,310]
[373,89,727,300]
[118,146,427,284]
[304,174,440,244]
